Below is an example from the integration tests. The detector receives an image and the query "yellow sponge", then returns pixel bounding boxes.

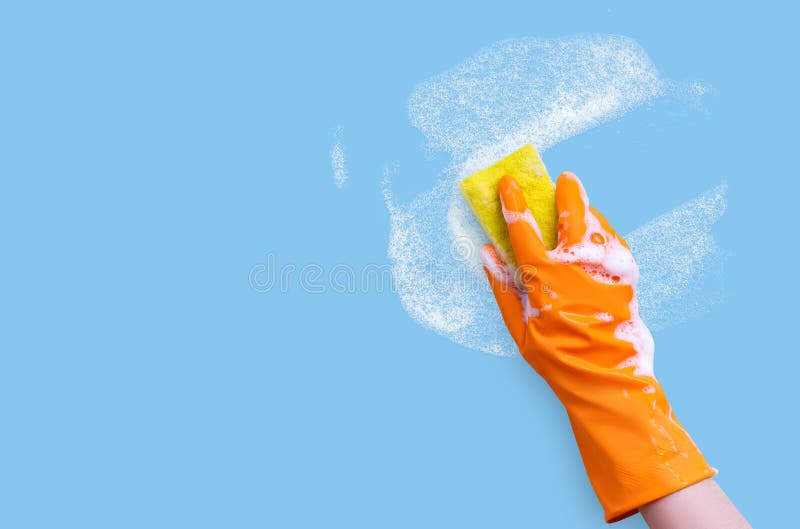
[459,144,558,265]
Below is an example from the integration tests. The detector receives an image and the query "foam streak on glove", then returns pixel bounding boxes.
[481,173,716,522]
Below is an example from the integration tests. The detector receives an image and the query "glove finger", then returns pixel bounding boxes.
[555,172,589,248]
[498,174,548,267]
[480,244,526,347]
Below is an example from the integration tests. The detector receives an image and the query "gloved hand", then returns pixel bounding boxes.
[481,173,716,522]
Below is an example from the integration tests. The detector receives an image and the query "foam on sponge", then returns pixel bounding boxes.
[459,144,558,264]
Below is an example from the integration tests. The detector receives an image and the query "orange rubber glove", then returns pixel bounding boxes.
[481,173,716,522]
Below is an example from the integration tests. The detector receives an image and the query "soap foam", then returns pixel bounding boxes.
[626,183,727,331]
[409,35,670,165]
[615,299,656,378]
[594,312,614,323]
[549,175,640,286]
[501,205,544,241]
[331,127,347,189]
[386,34,723,356]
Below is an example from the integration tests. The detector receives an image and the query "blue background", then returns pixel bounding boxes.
[1,2,796,527]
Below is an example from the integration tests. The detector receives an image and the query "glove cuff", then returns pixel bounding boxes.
[564,382,716,523]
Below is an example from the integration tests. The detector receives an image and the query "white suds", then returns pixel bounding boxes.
[479,245,513,285]
[408,35,679,163]
[331,127,347,189]
[594,312,614,322]
[549,177,640,286]
[614,299,656,378]
[385,35,720,356]
[502,206,544,240]
[625,183,727,331]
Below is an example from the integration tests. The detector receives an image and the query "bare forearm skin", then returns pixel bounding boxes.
[640,478,751,529]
